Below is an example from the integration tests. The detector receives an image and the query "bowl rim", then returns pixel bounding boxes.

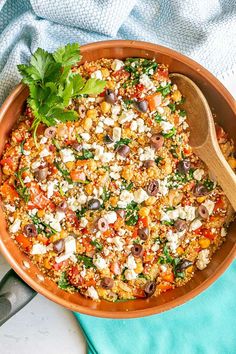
[0,39,235,318]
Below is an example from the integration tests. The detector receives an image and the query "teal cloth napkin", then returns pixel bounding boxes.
[75,261,236,354]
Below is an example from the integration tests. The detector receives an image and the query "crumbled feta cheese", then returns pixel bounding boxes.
[49,220,61,232]
[158,178,169,196]
[60,149,75,163]
[139,74,155,91]
[77,193,88,205]
[126,255,137,270]
[196,249,210,270]
[221,227,227,237]
[55,210,66,222]
[95,126,103,134]
[118,110,136,124]
[190,218,202,231]
[160,120,174,134]
[110,171,120,180]
[80,132,90,141]
[31,243,47,255]
[103,248,110,256]
[47,180,58,198]
[39,148,50,158]
[151,243,160,252]
[93,255,107,270]
[111,59,124,72]
[182,205,196,221]
[130,118,139,131]
[139,146,156,161]
[39,136,48,144]
[160,265,168,272]
[31,161,41,170]
[59,181,70,193]
[166,230,184,254]
[23,176,31,183]
[202,200,215,215]
[125,269,137,280]
[101,152,115,163]
[111,105,121,117]
[112,127,121,142]
[86,286,99,300]
[133,188,149,204]
[104,211,117,224]
[193,169,204,181]
[91,70,103,80]
[5,204,16,212]
[29,208,38,216]
[80,217,88,228]
[65,236,76,254]
[80,268,87,277]
[110,165,122,172]
[113,236,124,251]
[117,190,134,208]
[9,218,21,233]
[104,117,114,126]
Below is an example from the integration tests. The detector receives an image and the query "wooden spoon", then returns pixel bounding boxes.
[170,73,236,211]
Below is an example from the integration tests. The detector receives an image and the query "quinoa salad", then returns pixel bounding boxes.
[0,44,235,302]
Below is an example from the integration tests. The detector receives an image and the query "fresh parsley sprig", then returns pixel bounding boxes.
[17,43,106,144]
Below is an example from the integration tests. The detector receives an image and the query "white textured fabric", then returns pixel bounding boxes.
[0,0,235,104]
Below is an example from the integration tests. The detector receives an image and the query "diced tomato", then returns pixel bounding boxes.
[29,182,50,209]
[161,272,174,283]
[67,266,82,287]
[66,209,79,228]
[37,234,49,245]
[82,237,94,253]
[138,217,148,228]
[214,198,224,211]
[53,260,68,271]
[132,227,138,239]
[146,92,162,111]
[157,283,173,292]
[110,262,121,275]
[155,68,169,80]
[183,147,191,155]
[0,157,14,168]
[202,228,215,240]
[133,288,146,298]
[0,182,19,202]
[193,226,203,235]
[84,279,96,287]
[15,234,32,251]
[99,90,106,97]
[112,69,130,80]
[49,145,56,153]
[70,170,86,182]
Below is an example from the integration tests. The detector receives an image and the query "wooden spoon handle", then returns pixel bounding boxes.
[195,142,236,211]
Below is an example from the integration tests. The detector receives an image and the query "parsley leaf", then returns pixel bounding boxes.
[17,43,106,145]
[77,255,95,269]
[114,138,131,149]
[125,201,139,226]
[58,271,70,290]
[14,167,30,203]
[91,240,103,251]
[76,149,94,160]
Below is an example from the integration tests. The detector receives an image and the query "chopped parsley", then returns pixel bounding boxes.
[58,271,70,290]
[76,207,87,219]
[14,167,30,203]
[54,161,72,183]
[125,201,139,226]
[168,103,176,112]
[203,179,215,191]
[77,255,95,269]
[156,83,171,97]
[91,240,103,251]
[31,214,57,237]
[179,110,186,117]
[114,138,131,149]
[20,139,26,154]
[76,149,94,160]
[162,127,176,138]
[101,188,111,203]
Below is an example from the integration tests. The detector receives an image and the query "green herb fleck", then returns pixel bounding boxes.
[58,271,70,290]
[156,83,171,97]
[179,110,186,117]
[162,127,176,138]
[114,138,131,149]
[125,201,139,226]
[203,179,215,191]
[14,167,30,203]
[76,207,87,219]
[77,255,95,269]
[76,149,94,160]
[91,240,103,251]
[54,161,72,183]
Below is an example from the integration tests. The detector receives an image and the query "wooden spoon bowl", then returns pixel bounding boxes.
[170,73,236,210]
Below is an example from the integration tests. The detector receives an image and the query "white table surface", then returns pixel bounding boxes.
[0,69,235,354]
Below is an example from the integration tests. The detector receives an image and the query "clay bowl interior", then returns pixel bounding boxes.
[0,40,236,318]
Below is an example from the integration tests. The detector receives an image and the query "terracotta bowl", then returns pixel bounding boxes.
[0,40,236,319]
